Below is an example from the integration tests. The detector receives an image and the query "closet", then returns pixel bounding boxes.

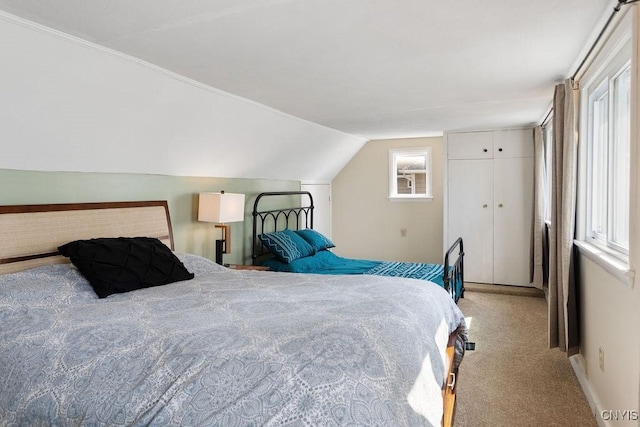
[446,129,533,286]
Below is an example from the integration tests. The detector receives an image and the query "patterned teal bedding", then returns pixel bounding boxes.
[261,249,382,274]
[0,253,466,426]
[366,261,446,287]
[262,250,447,288]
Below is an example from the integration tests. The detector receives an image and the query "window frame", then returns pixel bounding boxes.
[585,58,631,257]
[574,8,634,286]
[388,147,433,201]
[578,29,632,262]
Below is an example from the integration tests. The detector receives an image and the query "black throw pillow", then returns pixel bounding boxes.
[58,237,194,298]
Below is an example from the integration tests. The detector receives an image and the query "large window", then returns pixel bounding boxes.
[585,55,631,256]
[388,147,432,200]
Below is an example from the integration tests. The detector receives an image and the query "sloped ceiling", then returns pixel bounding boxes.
[0,0,613,140]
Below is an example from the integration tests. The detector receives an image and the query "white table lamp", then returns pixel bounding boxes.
[198,191,245,264]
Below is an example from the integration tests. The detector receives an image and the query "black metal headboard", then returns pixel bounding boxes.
[251,191,314,264]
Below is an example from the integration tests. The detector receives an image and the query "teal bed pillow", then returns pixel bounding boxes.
[295,229,335,252]
[259,229,315,263]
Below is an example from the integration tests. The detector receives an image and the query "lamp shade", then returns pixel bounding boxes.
[198,192,245,223]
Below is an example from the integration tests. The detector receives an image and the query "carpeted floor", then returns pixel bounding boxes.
[454,287,596,426]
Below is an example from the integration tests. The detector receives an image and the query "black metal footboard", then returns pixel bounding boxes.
[443,238,464,303]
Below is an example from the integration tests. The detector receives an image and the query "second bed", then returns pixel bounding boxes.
[252,191,465,302]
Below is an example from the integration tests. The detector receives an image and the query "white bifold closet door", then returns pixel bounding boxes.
[448,159,494,284]
[493,157,534,286]
[447,129,534,287]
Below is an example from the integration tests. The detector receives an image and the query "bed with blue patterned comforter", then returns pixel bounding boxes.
[260,250,382,274]
[261,250,452,292]
[0,253,466,426]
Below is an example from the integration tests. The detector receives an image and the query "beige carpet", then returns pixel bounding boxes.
[454,288,596,427]
[463,282,546,298]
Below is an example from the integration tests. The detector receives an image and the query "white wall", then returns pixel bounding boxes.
[570,6,640,426]
[0,12,366,182]
[332,137,444,263]
[574,256,639,426]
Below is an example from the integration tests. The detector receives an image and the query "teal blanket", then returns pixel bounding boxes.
[261,250,381,274]
[366,261,445,288]
[260,250,465,302]
[262,250,445,287]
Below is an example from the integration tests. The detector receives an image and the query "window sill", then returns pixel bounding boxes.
[573,240,634,288]
[388,196,433,203]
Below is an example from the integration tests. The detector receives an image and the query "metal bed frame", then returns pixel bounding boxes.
[251,191,314,264]
[251,191,465,302]
[444,237,465,301]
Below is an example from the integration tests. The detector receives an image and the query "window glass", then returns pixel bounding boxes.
[589,82,609,240]
[611,65,630,249]
[584,55,631,256]
[389,148,432,199]
[543,122,553,222]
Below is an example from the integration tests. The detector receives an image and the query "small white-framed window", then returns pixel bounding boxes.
[388,147,432,201]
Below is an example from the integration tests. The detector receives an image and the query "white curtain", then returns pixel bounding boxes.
[548,79,579,355]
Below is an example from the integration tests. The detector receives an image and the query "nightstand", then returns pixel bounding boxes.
[226,264,269,271]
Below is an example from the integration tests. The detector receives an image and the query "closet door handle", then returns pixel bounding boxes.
[482,204,488,208]
[483,148,488,153]
[498,148,503,152]
[498,203,503,208]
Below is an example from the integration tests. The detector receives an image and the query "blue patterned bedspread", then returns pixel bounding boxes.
[365,262,445,287]
[261,250,381,274]
[0,253,466,426]
[261,251,449,291]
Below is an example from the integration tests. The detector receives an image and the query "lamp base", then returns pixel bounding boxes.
[215,239,224,265]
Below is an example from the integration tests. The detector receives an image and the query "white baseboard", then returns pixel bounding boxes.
[570,355,610,427]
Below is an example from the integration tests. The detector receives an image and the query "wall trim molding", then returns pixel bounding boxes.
[570,355,607,427]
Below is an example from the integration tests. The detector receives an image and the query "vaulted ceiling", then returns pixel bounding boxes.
[0,0,612,140]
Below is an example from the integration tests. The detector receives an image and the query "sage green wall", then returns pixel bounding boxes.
[0,169,299,265]
[331,137,444,263]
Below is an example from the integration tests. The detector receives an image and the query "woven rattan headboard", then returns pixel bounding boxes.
[0,201,174,275]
